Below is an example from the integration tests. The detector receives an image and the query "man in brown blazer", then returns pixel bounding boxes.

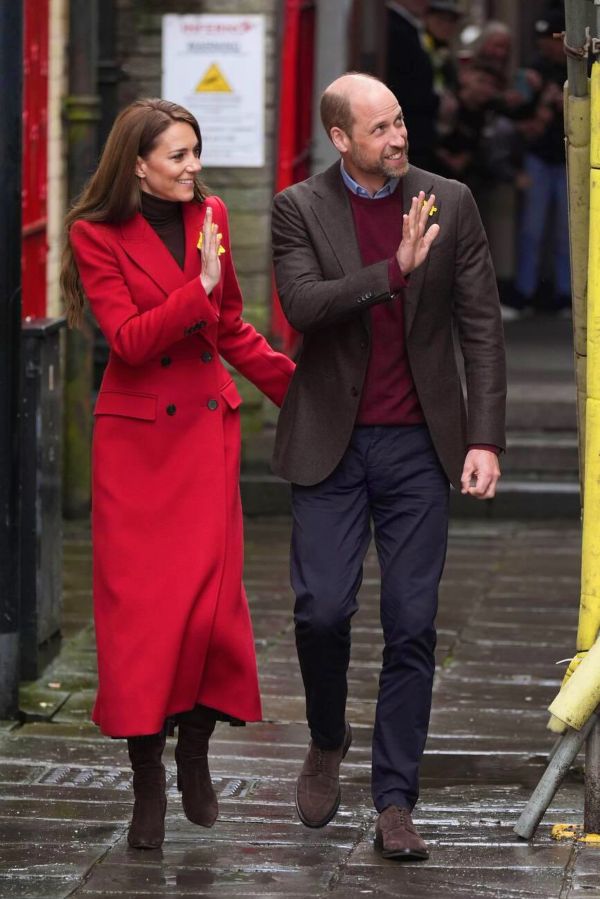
[271,72,506,860]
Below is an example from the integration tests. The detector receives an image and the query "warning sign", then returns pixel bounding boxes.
[195,63,233,94]
[162,14,265,168]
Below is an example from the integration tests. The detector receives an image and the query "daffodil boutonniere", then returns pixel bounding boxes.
[197,231,226,255]
[421,197,438,217]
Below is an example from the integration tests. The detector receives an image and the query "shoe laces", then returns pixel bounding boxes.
[386,806,413,831]
[314,746,325,773]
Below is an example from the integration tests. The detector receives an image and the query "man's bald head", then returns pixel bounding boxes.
[320,72,388,140]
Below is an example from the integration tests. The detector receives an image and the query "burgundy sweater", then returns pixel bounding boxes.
[347,184,498,456]
[349,187,425,426]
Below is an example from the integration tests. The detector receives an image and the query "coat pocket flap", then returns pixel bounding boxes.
[220,379,242,410]
[94,390,157,421]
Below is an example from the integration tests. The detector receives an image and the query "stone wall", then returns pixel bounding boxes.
[113,0,281,426]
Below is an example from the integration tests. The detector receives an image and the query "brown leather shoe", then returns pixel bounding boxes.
[295,723,352,828]
[374,805,429,860]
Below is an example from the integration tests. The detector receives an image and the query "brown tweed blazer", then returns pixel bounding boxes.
[271,162,506,489]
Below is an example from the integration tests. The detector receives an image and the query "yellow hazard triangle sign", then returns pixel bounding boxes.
[195,63,233,93]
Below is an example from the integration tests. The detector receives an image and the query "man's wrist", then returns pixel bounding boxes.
[468,444,501,455]
[388,257,409,296]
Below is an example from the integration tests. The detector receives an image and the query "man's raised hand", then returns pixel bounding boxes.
[396,190,440,275]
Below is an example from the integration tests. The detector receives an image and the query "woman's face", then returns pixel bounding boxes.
[136,121,201,202]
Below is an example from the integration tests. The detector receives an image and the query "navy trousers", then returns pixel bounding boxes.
[291,425,449,812]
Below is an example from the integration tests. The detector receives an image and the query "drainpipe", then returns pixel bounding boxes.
[63,0,100,518]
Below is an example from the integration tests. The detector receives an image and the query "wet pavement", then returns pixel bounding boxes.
[2,516,600,898]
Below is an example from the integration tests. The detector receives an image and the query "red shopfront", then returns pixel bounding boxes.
[22,0,49,319]
[272,0,316,355]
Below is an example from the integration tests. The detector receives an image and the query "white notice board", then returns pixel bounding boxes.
[162,14,265,168]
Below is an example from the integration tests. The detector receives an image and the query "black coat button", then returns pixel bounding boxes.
[201,352,213,363]
[207,399,219,411]
[166,404,176,416]
[360,340,368,349]
[161,356,171,367]
[350,387,359,397]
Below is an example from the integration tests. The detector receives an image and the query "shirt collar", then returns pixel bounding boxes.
[340,161,400,200]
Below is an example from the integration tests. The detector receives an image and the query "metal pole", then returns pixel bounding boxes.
[585,717,600,831]
[63,0,100,518]
[514,711,599,839]
[0,0,23,718]
[565,0,590,98]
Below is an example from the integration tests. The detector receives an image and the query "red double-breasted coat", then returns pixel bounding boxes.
[70,196,294,737]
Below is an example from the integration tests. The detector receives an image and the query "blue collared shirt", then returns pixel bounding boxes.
[340,161,400,200]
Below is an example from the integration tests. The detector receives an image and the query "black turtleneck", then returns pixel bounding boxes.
[140,191,185,270]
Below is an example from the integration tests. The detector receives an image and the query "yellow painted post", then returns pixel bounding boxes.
[549,635,600,729]
[578,60,600,655]
[565,89,591,492]
[550,61,600,723]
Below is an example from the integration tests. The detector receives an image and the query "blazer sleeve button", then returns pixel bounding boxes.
[201,351,213,363]
[207,399,219,411]
[161,356,172,367]
[166,404,177,416]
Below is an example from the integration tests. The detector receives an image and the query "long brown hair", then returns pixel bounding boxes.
[61,98,208,327]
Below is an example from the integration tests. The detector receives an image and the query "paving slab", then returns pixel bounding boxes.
[0,518,595,898]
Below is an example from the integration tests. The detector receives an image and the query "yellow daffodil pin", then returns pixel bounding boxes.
[197,231,226,255]
[421,198,438,217]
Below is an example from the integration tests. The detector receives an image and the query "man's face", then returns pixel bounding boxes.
[334,86,409,185]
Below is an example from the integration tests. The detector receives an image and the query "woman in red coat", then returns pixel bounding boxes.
[60,98,294,849]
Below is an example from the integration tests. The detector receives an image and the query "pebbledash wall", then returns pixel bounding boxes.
[113,0,281,429]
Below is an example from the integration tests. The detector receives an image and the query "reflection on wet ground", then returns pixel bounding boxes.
[1,518,599,897]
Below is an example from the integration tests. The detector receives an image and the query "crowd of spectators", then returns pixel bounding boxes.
[385,1,569,319]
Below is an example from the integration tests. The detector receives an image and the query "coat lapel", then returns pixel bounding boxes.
[401,166,439,335]
[309,164,441,336]
[309,164,363,275]
[119,213,188,297]
[119,200,213,297]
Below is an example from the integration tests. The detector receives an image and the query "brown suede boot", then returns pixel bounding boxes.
[127,731,167,849]
[175,705,218,827]
[295,723,352,828]
[374,806,429,860]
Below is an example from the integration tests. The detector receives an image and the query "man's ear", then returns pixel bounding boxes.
[135,155,146,179]
[330,126,350,154]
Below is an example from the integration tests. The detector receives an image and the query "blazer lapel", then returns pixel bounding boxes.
[309,164,441,336]
[309,165,363,275]
[119,213,187,297]
[401,166,438,335]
